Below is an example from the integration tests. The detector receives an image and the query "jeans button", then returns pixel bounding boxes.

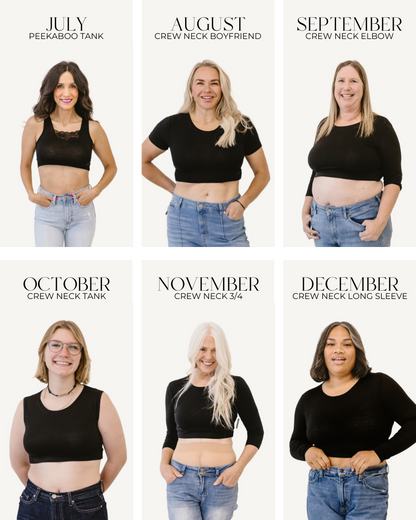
[51,494,57,499]
[339,469,344,473]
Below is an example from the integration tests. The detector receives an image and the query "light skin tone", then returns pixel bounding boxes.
[142,66,270,219]
[9,327,127,492]
[21,71,117,207]
[160,335,259,487]
[302,65,400,242]
[305,326,383,474]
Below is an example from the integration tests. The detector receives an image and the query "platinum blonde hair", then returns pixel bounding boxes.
[177,322,236,429]
[316,60,375,142]
[179,60,251,148]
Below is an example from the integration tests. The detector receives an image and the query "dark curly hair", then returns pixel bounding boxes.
[310,321,372,382]
[33,62,93,120]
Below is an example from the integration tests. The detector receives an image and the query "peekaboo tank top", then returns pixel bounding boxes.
[23,385,104,463]
[36,116,93,171]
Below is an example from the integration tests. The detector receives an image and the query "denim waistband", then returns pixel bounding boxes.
[171,193,240,211]
[315,464,388,479]
[312,193,382,213]
[171,459,235,476]
[24,478,103,503]
[38,184,91,199]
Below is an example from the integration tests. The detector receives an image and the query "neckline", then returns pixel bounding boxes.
[320,377,361,398]
[334,121,360,128]
[38,384,85,412]
[49,115,83,134]
[187,113,221,133]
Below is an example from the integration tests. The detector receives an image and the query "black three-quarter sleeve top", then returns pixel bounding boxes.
[163,375,264,450]
[306,116,402,197]
[149,113,262,183]
[290,373,416,462]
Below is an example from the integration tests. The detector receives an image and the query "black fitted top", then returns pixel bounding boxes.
[149,113,262,183]
[290,373,416,462]
[306,116,402,196]
[23,385,103,464]
[36,116,93,170]
[163,375,264,450]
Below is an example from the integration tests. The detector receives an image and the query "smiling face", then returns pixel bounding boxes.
[191,67,222,112]
[195,335,218,376]
[323,325,356,380]
[53,71,79,111]
[334,65,363,114]
[43,327,81,380]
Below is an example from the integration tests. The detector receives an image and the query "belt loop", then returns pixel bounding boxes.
[53,196,58,206]
[100,480,105,493]
[343,207,348,219]
[68,491,73,506]
[178,197,184,208]
[34,487,41,501]
[216,467,221,477]
[376,192,381,203]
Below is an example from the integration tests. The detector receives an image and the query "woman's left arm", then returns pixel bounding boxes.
[225,148,270,219]
[98,393,127,491]
[214,444,258,487]
[359,184,400,242]
[77,122,117,206]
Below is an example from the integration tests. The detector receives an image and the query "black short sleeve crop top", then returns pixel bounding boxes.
[148,113,262,183]
[163,375,264,450]
[36,116,93,171]
[23,385,104,464]
[306,115,402,197]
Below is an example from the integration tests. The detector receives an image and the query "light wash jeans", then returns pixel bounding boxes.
[34,185,96,247]
[310,193,392,247]
[307,465,389,519]
[167,194,250,247]
[167,460,238,520]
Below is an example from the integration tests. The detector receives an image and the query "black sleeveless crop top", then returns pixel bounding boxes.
[23,385,104,464]
[36,116,93,170]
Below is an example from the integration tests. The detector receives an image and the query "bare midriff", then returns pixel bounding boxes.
[28,460,101,492]
[173,438,236,467]
[328,457,387,468]
[174,180,239,203]
[312,178,383,207]
[39,165,90,195]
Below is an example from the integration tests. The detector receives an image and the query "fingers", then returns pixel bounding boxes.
[213,476,222,486]
[173,469,183,478]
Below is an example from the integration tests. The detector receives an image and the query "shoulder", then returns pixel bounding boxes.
[364,371,395,386]
[82,385,104,399]
[167,377,188,391]
[88,120,106,141]
[373,115,396,132]
[231,375,254,396]
[24,115,44,136]
[297,385,323,405]
[24,389,42,402]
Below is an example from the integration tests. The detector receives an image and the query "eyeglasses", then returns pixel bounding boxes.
[47,340,83,356]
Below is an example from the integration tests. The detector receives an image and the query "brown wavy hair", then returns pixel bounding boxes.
[33,62,93,120]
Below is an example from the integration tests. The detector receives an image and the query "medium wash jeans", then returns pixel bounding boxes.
[307,465,389,519]
[17,479,107,520]
[167,194,250,247]
[310,193,392,247]
[34,185,96,247]
[167,460,238,520]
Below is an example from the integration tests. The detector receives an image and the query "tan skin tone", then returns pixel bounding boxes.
[305,326,385,474]
[21,71,117,207]
[160,336,259,488]
[302,65,400,242]
[10,328,127,492]
[142,67,270,220]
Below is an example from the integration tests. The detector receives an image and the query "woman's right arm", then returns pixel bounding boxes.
[142,138,176,194]
[10,400,30,485]
[302,196,319,240]
[20,117,53,207]
[160,447,183,483]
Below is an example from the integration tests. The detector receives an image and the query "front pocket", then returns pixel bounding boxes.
[72,494,105,514]
[362,473,388,494]
[19,490,36,505]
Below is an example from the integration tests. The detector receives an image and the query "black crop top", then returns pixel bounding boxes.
[36,116,93,171]
[23,385,103,464]
[163,375,264,450]
[290,373,416,462]
[149,113,262,183]
[306,116,402,197]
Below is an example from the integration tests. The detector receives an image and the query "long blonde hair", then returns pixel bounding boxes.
[179,60,251,148]
[316,60,375,142]
[177,322,236,429]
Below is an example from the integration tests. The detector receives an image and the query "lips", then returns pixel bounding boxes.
[201,360,214,366]
[54,360,71,366]
[332,357,346,364]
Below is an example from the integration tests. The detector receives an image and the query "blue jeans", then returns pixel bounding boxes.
[34,185,96,247]
[310,193,392,247]
[167,460,238,520]
[167,194,250,247]
[17,479,107,520]
[307,465,389,519]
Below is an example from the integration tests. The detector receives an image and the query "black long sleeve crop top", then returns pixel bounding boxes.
[306,116,402,197]
[290,373,416,462]
[23,385,103,463]
[163,375,264,450]
[149,113,262,183]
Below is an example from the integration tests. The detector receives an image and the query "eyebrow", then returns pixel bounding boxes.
[194,78,219,82]
[327,337,352,341]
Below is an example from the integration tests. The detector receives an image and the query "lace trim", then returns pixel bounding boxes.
[54,129,80,141]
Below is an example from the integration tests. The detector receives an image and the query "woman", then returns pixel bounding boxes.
[21,62,117,247]
[302,60,402,247]
[290,321,416,519]
[142,60,270,247]
[10,320,127,519]
[161,322,263,519]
